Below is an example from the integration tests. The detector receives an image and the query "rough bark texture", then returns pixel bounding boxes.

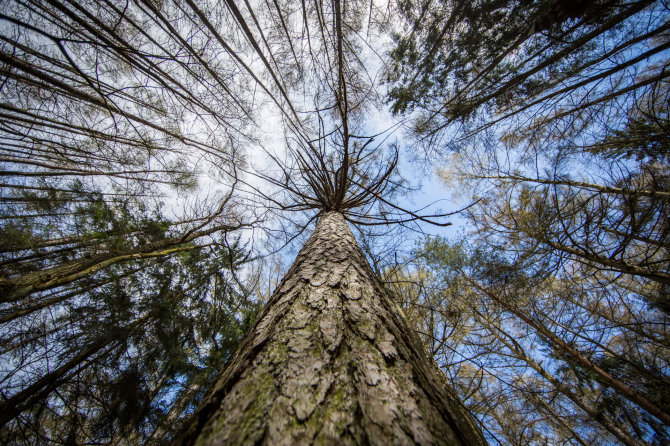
[172,212,486,445]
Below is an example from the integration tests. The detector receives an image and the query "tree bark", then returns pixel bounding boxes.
[172,211,486,445]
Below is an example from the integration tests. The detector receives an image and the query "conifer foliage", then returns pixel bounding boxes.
[0,0,259,442]
[387,0,670,443]
[1,0,668,443]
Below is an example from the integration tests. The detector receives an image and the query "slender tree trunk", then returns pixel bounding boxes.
[486,321,646,446]
[465,276,670,426]
[0,338,114,428]
[149,382,202,444]
[0,222,237,302]
[172,211,486,445]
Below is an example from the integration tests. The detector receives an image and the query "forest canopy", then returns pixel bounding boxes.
[0,0,668,444]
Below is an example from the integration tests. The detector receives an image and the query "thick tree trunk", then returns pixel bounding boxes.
[172,211,486,445]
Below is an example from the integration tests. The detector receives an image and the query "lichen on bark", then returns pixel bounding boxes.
[173,212,487,445]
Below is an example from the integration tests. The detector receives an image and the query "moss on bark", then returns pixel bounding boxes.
[172,212,487,445]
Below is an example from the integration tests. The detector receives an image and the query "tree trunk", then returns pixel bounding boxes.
[464,276,670,427]
[0,222,235,302]
[172,211,486,445]
[0,313,151,429]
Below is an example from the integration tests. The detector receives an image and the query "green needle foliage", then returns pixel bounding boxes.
[386,237,670,444]
[1,0,668,443]
[386,1,669,442]
[0,184,261,444]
